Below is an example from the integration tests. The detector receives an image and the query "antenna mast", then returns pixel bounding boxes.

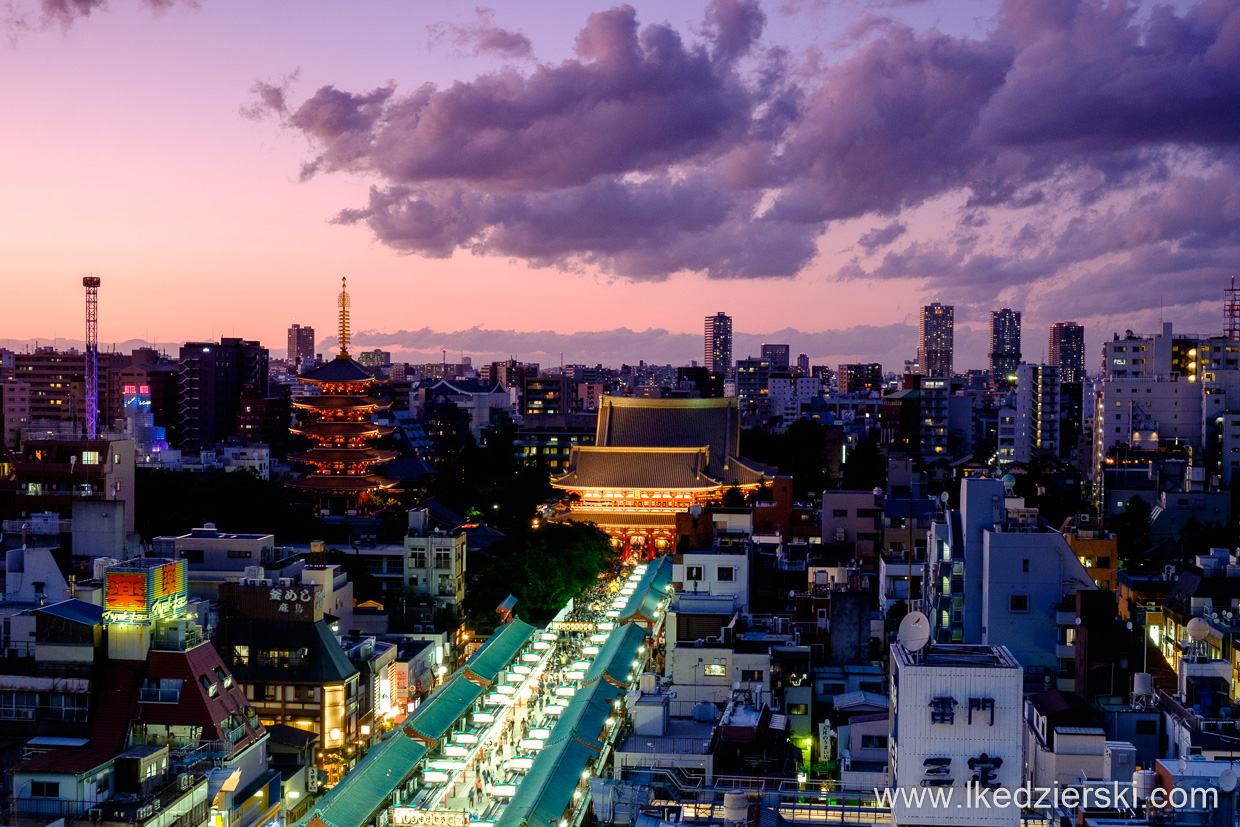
[83,276,101,438]
[337,276,351,358]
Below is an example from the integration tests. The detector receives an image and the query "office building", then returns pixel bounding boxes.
[917,302,954,377]
[1048,322,1085,383]
[287,324,315,374]
[759,343,790,370]
[989,308,1021,387]
[704,312,732,375]
[837,363,882,394]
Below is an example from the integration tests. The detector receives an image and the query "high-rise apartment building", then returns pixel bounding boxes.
[989,308,1021,386]
[917,302,954,377]
[287,323,316,373]
[1015,364,1060,463]
[760,343,790,370]
[837,363,883,394]
[178,338,268,452]
[704,312,733,375]
[1048,322,1085,383]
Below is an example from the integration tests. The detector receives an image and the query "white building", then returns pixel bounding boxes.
[1091,375,1202,487]
[923,478,1095,688]
[768,373,821,425]
[889,643,1024,827]
[1014,365,1060,463]
[1102,323,1175,379]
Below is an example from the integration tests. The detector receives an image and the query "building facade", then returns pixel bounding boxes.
[918,303,954,377]
[989,309,1021,387]
[704,312,733,375]
[1048,322,1085,383]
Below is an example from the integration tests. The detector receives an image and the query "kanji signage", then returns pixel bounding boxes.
[928,696,958,724]
[968,697,995,726]
[103,561,188,625]
[390,809,469,827]
[268,586,321,617]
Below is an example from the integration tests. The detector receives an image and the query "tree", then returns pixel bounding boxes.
[464,520,618,632]
[721,484,746,507]
[841,435,886,491]
[1113,495,1153,568]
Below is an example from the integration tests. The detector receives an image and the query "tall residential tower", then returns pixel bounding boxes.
[917,302,954,377]
[1048,322,1085,383]
[704,312,733,375]
[989,308,1021,387]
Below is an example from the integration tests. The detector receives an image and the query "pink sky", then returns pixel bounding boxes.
[2,0,1235,370]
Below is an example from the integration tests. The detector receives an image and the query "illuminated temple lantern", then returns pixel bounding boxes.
[288,278,397,516]
[551,396,770,557]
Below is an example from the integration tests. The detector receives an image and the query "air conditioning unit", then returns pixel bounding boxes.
[18,709,35,720]
[177,774,191,791]
[278,578,293,587]
[87,809,103,821]
[138,805,154,819]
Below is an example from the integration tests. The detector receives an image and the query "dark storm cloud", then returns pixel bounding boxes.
[428,8,533,58]
[262,0,1240,309]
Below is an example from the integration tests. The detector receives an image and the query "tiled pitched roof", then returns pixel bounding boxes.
[596,397,740,479]
[298,358,375,384]
[553,447,721,490]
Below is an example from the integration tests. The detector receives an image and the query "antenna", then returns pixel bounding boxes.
[82,276,101,439]
[897,611,931,654]
[337,276,351,358]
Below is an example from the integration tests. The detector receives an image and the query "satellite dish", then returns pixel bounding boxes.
[1187,617,1210,641]
[940,491,950,504]
[898,611,931,652]
[1221,768,1237,793]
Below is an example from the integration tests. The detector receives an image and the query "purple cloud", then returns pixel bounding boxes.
[858,221,907,252]
[260,0,1240,312]
[8,0,195,32]
[428,8,533,58]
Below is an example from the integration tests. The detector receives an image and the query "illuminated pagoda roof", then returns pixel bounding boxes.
[289,421,394,438]
[298,356,376,385]
[287,448,398,464]
[552,446,720,491]
[288,474,398,492]
[292,395,391,411]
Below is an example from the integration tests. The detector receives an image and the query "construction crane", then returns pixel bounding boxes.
[83,276,100,438]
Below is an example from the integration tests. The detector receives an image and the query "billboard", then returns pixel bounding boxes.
[103,560,188,625]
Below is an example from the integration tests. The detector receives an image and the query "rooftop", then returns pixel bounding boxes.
[892,643,1021,669]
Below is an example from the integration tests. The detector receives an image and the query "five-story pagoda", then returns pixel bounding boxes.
[288,278,397,516]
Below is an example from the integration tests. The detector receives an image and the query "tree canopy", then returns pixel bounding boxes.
[464,520,618,633]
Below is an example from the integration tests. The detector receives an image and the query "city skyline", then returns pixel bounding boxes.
[4,0,1238,370]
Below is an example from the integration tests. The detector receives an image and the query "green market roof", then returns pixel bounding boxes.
[303,619,535,827]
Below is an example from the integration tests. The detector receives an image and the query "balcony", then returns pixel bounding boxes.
[1056,643,1076,659]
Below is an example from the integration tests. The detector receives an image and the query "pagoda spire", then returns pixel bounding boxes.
[338,276,351,359]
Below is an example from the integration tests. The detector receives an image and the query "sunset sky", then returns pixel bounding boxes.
[3,0,1238,372]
